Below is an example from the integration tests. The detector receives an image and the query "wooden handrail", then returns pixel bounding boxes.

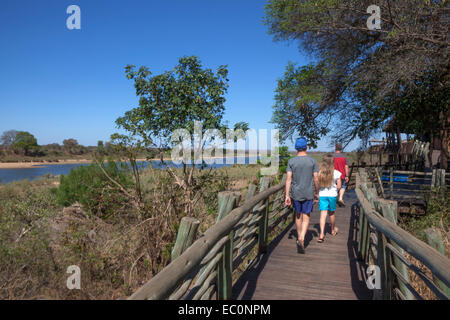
[129,182,285,300]
[356,187,450,288]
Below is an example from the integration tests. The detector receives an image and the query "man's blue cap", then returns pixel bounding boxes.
[295,137,307,150]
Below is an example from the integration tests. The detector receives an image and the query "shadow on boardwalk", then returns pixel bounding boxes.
[232,190,372,300]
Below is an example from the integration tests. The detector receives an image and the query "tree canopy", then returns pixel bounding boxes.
[265,0,449,152]
[113,56,249,215]
[12,131,39,156]
[115,56,246,149]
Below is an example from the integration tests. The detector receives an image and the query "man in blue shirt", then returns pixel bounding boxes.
[285,137,319,254]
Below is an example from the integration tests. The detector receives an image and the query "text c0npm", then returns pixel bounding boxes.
[222,304,270,315]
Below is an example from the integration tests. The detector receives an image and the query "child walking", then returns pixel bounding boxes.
[317,155,342,242]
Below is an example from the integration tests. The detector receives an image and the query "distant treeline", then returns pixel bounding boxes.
[0,129,161,161]
[0,129,252,162]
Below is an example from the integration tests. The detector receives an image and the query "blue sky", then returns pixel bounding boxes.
[0,0,361,151]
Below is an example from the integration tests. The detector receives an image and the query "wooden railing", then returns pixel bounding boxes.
[366,167,449,200]
[355,168,450,300]
[129,176,291,300]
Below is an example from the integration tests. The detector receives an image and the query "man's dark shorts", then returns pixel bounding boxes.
[293,199,314,215]
[341,178,347,190]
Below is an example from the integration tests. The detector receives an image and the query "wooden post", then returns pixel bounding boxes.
[362,214,370,262]
[375,167,385,198]
[384,236,393,300]
[216,191,240,300]
[272,174,286,214]
[436,169,442,189]
[376,230,388,300]
[217,191,241,222]
[357,180,366,259]
[431,169,437,188]
[171,217,200,261]
[348,163,354,189]
[440,169,446,190]
[258,177,271,254]
[389,166,394,200]
[423,228,450,297]
[358,205,369,262]
[244,184,257,203]
[379,200,413,300]
[357,205,364,258]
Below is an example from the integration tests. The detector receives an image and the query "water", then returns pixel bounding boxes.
[0,157,259,184]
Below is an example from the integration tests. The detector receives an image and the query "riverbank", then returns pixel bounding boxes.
[0,159,93,169]
[0,156,248,169]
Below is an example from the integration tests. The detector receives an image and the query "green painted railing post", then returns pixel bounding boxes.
[376,230,388,300]
[423,228,450,297]
[357,185,366,259]
[244,184,257,203]
[216,191,240,300]
[431,169,437,188]
[361,212,369,262]
[171,217,200,261]
[384,236,394,300]
[258,177,271,254]
[380,200,413,300]
[440,169,446,191]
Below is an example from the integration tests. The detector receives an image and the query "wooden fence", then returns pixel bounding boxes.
[364,167,448,205]
[129,176,291,300]
[355,168,450,300]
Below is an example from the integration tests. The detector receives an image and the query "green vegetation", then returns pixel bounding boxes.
[12,131,39,156]
[0,159,262,299]
[114,56,249,217]
[56,160,134,217]
[265,0,449,167]
[0,131,154,163]
[399,190,450,250]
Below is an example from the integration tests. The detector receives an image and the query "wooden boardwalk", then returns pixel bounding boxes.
[233,190,373,300]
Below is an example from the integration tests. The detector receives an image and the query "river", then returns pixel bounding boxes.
[0,157,259,184]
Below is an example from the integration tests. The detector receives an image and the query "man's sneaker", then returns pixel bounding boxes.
[296,240,305,254]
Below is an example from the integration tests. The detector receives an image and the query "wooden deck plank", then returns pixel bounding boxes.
[232,190,372,300]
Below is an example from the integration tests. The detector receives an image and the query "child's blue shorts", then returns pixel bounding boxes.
[293,199,314,214]
[319,196,337,212]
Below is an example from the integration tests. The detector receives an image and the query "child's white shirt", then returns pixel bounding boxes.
[319,170,341,197]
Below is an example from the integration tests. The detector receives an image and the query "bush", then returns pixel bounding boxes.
[0,187,59,299]
[399,190,450,244]
[56,161,134,217]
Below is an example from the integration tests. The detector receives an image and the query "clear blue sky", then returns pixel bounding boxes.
[0,0,360,151]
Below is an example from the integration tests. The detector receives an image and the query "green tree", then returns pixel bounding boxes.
[97,140,105,155]
[13,131,39,156]
[114,56,248,216]
[63,138,81,155]
[265,1,449,158]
